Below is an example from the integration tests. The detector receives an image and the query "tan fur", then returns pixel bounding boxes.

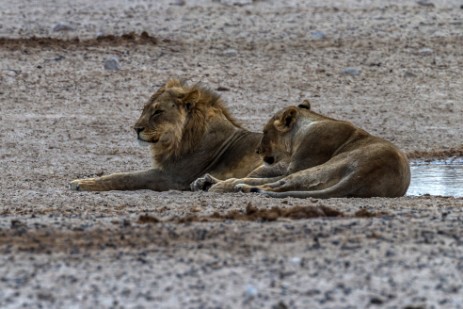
[204,102,411,198]
[70,79,265,192]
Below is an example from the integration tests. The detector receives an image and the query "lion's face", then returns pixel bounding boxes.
[133,80,201,163]
[134,90,187,146]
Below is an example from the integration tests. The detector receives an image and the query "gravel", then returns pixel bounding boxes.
[1,0,463,308]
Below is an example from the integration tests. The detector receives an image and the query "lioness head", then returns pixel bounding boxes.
[134,79,237,164]
[257,100,311,164]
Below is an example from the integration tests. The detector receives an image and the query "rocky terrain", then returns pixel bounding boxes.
[1,0,462,308]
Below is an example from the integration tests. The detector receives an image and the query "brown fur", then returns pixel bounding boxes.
[203,102,411,198]
[70,79,265,192]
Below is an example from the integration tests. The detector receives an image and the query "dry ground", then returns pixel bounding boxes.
[1,0,463,308]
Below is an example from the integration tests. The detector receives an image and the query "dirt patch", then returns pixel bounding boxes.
[354,208,389,218]
[407,146,463,160]
[179,203,341,223]
[136,203,391,224]
[0,205,390,254]
[137,213,161,224]
[0,31,158,50]
[2,1,463,307]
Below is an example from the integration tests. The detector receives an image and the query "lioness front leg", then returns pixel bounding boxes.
[210,176,285,193]
[70,169,178,191]
[236,177,290,193]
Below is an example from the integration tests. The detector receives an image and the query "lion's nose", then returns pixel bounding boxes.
[134,126,144,134]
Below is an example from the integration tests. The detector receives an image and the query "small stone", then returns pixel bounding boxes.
[5,69,19,77]
[416,0,435,7]
[104,56,120,71]
[216,86,230,91]
[223,48,238,57]
[370,296,384,305]
[244,284,258,298]
[418,48,433,56]
[220,0,253,6]
[341,67,361,76]
[52,22,75,32]
[171,0,186,5]
[289,256,302,265]
[272,301,289,309]
[310,31,326,40]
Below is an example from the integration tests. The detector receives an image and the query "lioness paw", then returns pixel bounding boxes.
[235,184,261,193]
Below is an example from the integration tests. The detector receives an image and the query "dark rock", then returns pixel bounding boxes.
[104,56,120,71]
[341,67,361,76]
[52,22,75,32]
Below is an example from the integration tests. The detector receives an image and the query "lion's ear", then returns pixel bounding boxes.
[167,88,186,100]
[165,78,183,89]
[181,89,200,112]
[274,107,297,132]
[298,99,311,110]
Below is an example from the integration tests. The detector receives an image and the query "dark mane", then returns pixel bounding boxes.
[190,83,242,128]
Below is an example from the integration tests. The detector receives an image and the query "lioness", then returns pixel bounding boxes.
[70,79,276,191]
[194,101,410,198]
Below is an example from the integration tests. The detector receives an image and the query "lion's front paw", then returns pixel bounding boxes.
[69,178,97,191]
[69,180,82,191]
[190,174,219,191]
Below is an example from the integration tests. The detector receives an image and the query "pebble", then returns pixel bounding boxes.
[418,48,433,56]
[4,69,19,77]
[171,0,186,5]
[52,22,75,32]
[310,31,326,40]
[223,49,238,57]
[404,71,417,78]
[416,0,435,7]
[104,56,121,71]
[244,284,258,298]
[219,0,253,6]
[289,256,302,266]
[341,67,361,76]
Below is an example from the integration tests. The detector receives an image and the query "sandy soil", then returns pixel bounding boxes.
[1,0,463,308]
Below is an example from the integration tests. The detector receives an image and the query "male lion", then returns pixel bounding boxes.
[70,79,275,191]
[194,100,411,198]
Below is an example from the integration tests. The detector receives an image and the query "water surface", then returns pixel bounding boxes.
[407,158,463,197]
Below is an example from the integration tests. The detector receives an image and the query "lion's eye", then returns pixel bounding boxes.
[151,110,164,119]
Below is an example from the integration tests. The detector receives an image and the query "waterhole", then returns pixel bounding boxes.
[407,158,463,197]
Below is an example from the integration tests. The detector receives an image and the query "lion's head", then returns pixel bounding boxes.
[134,79,239,164]
[257,100,311,165]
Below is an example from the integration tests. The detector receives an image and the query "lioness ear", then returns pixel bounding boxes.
[274,107,297,132]
[298,99,311,110]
